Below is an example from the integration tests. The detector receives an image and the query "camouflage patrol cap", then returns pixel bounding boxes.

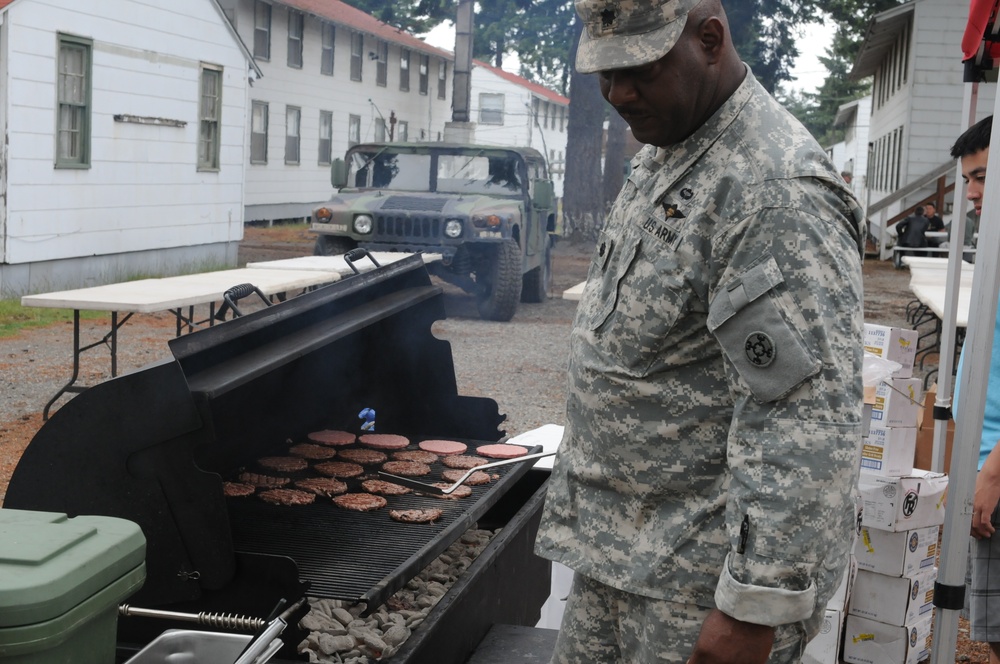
[575,0,703,74]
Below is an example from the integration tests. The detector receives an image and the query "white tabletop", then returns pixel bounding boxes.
[909,283,971,328]
[246,252,441,273]
[21,267,341,312]
[901,256,975,270]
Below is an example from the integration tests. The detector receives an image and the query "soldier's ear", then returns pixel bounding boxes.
[698,17,726,64]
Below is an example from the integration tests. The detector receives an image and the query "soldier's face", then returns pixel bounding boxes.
[597,32,710,147]
[961,148,989,215]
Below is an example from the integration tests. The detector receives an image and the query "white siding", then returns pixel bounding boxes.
[3,0,251,265]
[230,0,453,220]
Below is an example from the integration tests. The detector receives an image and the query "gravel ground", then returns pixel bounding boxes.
[0,228,987,661]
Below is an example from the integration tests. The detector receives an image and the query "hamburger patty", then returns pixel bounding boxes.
[390,508,444,524]
[361,479,412,496]
[418,439,467,455]
[307,429,357,446]
[222,481,256,497]
[258,456,309,473]
[238,472,290,488]
[288,443,338,460]
[359,433,410,450]
[426,483,473,499]
[294,477,348,497]
[476,444,528,459]
[332,493,388,512]
[392,449,439,464]
[381,460,432,477]
[313,461,365,478]
[259,488,316,506]
[441,469,492,486]
[441,455,488,470]
[338,448,388,465]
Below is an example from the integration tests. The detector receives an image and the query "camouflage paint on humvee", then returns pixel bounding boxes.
[311,142,556,322]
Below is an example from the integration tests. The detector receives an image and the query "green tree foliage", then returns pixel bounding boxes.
[339,0,451,34]
[726,1,817,93]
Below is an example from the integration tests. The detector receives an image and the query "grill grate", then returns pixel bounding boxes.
[226,438,537,610]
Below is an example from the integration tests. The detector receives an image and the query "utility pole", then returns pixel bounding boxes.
[444,0,476,142]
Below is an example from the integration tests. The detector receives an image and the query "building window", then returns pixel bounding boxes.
[56,34,92,168]
[319,110,332,165]
[479,93,504,125]
[321,23,335,76]
[348,114,361,146]
[532,98,540,126]
[285,106,300,164]
[253,0,270,60]
[399,49,410,91]
[397,120,408,142]
[350,32,363,81]
[287,10,303,68]
[437,60,446,99]
[559,106,566,131]
[419,54,429,95]
[376,40,388,87]
[198,64,223,171]
[250,101,268,164]
[374,117,386,141]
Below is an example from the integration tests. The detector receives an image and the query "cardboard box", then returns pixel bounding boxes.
[842,614,932,664]
[862,386,875,438]
[864,324,918,378]
[848,567,936,626]
[870,378,922,428]
[855,525,940,577]
[802,608,842,664]
[858,469,949,531]
[861,425,917,477]
[914,384,955,472]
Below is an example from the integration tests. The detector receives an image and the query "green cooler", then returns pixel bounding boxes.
[0,509,146,663]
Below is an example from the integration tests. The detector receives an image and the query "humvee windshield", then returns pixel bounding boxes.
[348,150,522,195]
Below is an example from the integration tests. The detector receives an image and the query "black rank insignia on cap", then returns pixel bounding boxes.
[744,332,775,367]
[601,7,617,28]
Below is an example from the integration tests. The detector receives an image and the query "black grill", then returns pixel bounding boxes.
[382,196,447,212]
[376,214,442,239]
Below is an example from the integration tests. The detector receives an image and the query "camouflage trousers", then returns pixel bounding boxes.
[550,573,808,664]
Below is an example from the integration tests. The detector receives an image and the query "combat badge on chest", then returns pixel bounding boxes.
[639,199,686,251]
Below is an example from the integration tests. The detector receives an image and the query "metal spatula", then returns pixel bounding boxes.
[378,451,555,495]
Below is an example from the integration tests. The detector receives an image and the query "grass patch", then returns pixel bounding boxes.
[0,299,105,338]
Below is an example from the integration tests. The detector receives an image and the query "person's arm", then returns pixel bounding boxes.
[699,184,863,663]
[973,444,1000,538]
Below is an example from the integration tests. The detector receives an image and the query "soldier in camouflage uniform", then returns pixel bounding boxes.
[533,1,865,662]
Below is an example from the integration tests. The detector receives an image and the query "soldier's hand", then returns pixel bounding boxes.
[686,609,773,664]
[971,473,1000,539]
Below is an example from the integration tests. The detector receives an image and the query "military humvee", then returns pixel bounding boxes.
[311,142,557,322]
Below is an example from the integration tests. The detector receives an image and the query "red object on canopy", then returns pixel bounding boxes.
[963,0,1000,63]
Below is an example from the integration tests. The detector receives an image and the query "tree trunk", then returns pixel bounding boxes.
[562,17,605,241]
[602,112,627,211]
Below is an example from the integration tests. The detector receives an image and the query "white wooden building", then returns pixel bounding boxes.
[0,0,259,296]
[469,59,569,198]
[217,0,455,223]
[852,0,995,234]
[831,95,872,206]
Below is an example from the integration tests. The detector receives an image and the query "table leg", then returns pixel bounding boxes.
[43,310,83,420]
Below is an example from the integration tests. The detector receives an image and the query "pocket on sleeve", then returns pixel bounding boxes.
[707,255,821,402]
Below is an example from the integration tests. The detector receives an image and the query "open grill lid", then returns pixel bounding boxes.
[5,254,507,615]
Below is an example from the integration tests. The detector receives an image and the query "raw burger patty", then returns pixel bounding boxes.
[222,481,255,497]
[307,429,356,446]
[427,483,473,499]
[359,434,410,449]
[258,456,309,472]
[338,448,388,465]
[392,449,439,464]
[361,479,412,496]
[333,493,388,512]
[314,461,365,478]
[288,443,338,460]
[441,469,492,486]
[441,455,488,470]
[294,477,348,497]
[476,444,528,459]
[418,439,467,455]
[259,488,316,506]
[381,460,432,477]
[390,508,444,524]
[238,472,290,488]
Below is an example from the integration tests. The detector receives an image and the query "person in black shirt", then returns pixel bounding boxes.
[925,202,945,247]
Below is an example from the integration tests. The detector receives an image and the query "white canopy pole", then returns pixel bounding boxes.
[931,81,1000,663]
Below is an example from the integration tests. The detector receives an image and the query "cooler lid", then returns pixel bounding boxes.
[0,509,146,627]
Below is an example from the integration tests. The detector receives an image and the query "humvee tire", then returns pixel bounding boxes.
[477,240,522,321]
[521,239,551,303]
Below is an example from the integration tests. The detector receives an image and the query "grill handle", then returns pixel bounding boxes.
[215,282,272,321]
[344,247,382,274]
[379,451,556,495]
[118,604,266,631]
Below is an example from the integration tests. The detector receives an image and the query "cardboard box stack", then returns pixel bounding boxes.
[840,324,946,664]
